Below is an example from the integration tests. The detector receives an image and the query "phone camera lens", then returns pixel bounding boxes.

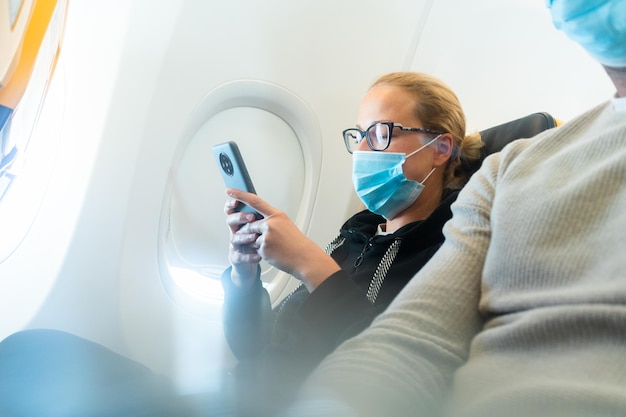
[219,153,234,176]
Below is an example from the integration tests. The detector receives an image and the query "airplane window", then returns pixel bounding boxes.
[0,89,64,263]
[159,81,322,314]
[161,106,303,303]
[0,0,67,263]
[9,0,26,26]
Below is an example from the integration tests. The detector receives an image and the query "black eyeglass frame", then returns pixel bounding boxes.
[342,122,444,154]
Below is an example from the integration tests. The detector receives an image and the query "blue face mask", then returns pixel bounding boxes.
[546,0,626,68]
[352,136,438,220]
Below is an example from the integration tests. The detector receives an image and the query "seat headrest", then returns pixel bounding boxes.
[460,112,558,178]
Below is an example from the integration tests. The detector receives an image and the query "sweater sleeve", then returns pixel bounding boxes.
[288,154,500,417]
[221,266,272,360]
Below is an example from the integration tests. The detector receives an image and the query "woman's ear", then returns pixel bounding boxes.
[432,134,453,166]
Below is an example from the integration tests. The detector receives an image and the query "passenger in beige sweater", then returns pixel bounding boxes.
[286,1,626,416]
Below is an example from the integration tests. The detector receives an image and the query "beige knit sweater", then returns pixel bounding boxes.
[290,98,626,417]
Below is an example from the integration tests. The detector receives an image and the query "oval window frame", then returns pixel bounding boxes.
[158,79,322,315]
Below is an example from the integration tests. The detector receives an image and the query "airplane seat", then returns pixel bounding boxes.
[0,112,559,416]
[460,112,558,179]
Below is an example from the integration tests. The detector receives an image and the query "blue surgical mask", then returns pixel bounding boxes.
[352,136,438,220]
[546,0,626,68]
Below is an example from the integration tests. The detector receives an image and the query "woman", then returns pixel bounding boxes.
[220,71,483,416]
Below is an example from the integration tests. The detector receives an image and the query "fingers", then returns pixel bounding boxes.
[231,229,258,247]
[230,248,261,264]
[225,200,259,238]
[224,197,258,218]
[229,233,261,265]
[224,189,296,272]
[226,210,259,229]
[224,189,266,278]
[224,197,239,215]
[226,189,276,218]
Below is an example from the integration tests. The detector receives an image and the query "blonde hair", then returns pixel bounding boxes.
[372,72,483,188]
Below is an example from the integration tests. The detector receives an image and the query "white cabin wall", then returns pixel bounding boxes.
[410,0,614,131]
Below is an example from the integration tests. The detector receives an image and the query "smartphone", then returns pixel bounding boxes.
[212,141,263,219]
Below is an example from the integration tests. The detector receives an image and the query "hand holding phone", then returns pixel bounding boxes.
[212,141,263,219]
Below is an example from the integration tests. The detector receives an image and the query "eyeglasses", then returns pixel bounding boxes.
[342,122,444,154]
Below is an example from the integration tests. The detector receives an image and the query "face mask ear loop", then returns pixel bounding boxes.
[405,134,441,159]
[419,167,437,185]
